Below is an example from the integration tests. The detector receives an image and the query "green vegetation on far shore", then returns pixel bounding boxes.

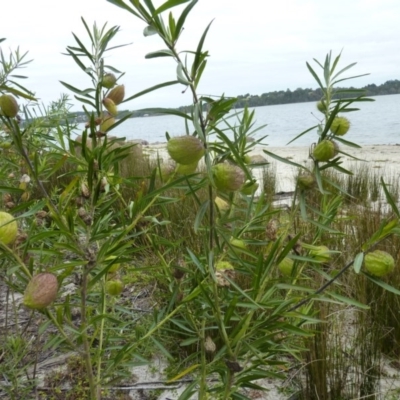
[67,78,400,122]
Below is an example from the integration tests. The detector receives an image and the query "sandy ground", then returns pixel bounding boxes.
[144,143,400,193]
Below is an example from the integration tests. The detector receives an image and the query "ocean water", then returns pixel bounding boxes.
[78,94,400,147]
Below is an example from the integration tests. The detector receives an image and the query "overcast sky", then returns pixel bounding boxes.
[2,0,399,111]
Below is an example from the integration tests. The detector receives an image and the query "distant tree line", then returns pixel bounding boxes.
[176,79,400,114]
[66,79,399,120]
[230,79,400,109]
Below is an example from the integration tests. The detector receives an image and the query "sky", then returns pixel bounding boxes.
[2,0,399,111]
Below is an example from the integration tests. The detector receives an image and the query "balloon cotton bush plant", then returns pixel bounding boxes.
[1,1,400,399]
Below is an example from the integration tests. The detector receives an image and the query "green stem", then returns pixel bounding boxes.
[223,369,234,400]
[80,271,98,399]
[96,280,107,389]
[199,318,207,399]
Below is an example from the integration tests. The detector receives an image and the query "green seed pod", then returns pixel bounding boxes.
[243,154,252,164]
[105,256,120,273]
[100,114,115,132]
[229,238,247,250]
[313,140,338,162]
[0,141,12,150]
[23,273,58,309]
[176,161,198,175]
[0,94,19,118]
[204,336,217,353]
[297,173,316,190]
[101,73,117,89]
[364,250,395,277]
[330,116,350,136]
[212,163,245,192]
[0,211,18,245]
[316,100,327,113]
[214,196,229,211]
[159,163,175,181]
[106,280,124,296]
[106,85,125,105]
[167,136,205,165]
[278,257,294,276]
[215,261,234,271]
[102,98,118,116]
[309,245,331,263]
[240,180,259,195]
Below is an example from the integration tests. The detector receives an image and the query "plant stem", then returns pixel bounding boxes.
[96,281,107,390]
[80,271,98,399]
[199,318,207,399]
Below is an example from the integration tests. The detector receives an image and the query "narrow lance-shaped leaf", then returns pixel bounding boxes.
[145,49,174,59]
[192,20,213,78]
[123,80,179,103]
[134,107,192,120]
[306,62,324,92]
[331,62,357,82]
[332,73,370,86]
[193,200,209,233]
[143,25,158,36]
[381,178,400,218]
[74,95,97,108]
[175,0,198,40]
[329,51,342,77]
[59,81,95,97]
[176,62,190,85]
[263,149,307,170]
[363,272,400,296]
[328,292,369,310]
[353,252,364,274]
[154,0,191,15]
[323,52,330,87]
[106,0,144,19]
[286,124,318,145]
[71,33,94,63]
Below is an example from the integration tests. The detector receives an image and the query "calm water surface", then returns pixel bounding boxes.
[79,94,400,147]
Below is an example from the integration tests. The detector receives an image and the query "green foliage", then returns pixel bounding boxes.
[1,1,400,400]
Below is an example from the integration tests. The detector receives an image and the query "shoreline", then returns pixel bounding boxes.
[143,143,400,193]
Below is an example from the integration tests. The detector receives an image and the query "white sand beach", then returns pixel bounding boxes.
[143,143,400,193]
